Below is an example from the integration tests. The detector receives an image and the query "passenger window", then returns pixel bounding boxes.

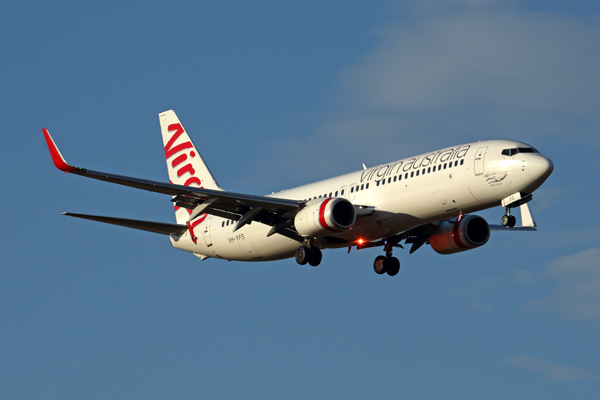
[382,179,385,185]
[405,173,408,179]
[393,176,396,182]
[366,183,369,189]
[329,192,332,197]
[399,175,402,181]
[443,163,447,169]
[341,190,345,195]
[454,161,458,167]
[360,185,364,190]
[335,191,338,196]
[411,171,414,177]
[222,221,225,227]
[449,162,452,168]
[428,167,431,173]
[416,170,419,176]
[386,178,390,183]
[460,159,464,165]
[376,181,380,186]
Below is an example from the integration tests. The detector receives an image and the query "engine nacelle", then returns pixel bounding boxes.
[429,215,490,255]
[294,197,356,238]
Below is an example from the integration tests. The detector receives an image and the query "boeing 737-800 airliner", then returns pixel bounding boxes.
[43,110,554,276]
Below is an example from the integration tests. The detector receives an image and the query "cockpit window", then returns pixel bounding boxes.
[502,147,539,156]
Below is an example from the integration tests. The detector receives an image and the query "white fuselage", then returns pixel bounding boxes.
[170,140,553,261]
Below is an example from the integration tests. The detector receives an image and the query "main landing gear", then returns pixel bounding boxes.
[296,245,322,267]
[501,207,517,228]
[373,244,400,276]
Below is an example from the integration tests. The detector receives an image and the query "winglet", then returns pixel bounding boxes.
[43,129,78,172]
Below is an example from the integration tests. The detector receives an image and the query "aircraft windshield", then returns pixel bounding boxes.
[501,147,539,156]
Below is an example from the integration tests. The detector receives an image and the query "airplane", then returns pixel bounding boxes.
[43,110,554,276]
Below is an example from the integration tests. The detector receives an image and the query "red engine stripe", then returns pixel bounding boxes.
[319,198,341,232]
[452,218,469,248]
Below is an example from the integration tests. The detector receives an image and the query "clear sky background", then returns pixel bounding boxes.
[2,0,600,398]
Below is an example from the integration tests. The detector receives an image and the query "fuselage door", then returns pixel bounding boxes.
[203,216,213,247]
[474,146,488,176]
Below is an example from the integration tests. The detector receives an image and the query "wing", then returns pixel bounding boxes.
[43,129,304,241]
[358,203,538,255]
[356,222,440,254]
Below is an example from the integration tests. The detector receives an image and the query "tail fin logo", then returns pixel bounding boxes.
[164,123,202,187]
[164,123,207,229]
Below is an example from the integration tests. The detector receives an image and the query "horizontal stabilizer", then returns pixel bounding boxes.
[488,225,537,231]
[61,212,188,235]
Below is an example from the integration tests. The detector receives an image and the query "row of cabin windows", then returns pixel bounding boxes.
[350,183,369,194]
[304,189,345,202]
[376,159,464,186]
[298,159,466,203]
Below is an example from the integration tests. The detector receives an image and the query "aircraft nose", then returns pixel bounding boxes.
[529,155,554,184]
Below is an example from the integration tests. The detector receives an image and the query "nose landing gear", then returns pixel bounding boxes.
[373,243,400,276]
[501,207,517,227]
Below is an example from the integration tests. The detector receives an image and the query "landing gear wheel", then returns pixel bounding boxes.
[501,214,516,227]
[295,246,309,265]
[508,215,516,227]
[307,247,322,267]
[385,257,400,276]
[373,255,387,275]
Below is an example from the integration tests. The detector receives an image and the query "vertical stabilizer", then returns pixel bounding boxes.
[159,110,222,224]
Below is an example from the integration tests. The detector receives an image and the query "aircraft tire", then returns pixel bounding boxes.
[508,215,517,227]
[386,257,400,276]
[501,215,510,227]
[307,247,322,267]
[373,255,387,274]
[295,246,309,265]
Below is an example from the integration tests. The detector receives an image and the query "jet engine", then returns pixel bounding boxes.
[429,215,490,255]
[294,197,356,237]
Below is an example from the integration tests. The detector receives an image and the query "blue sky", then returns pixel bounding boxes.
[2,0,600,398]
